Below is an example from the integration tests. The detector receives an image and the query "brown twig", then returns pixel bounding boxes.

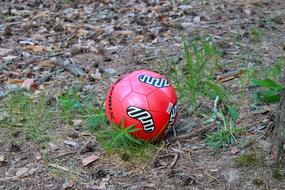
[52,57,85,77]
[168,153,179,169]
[168,126,181,169]
[53,151,77,159]
[151,142,165,167]
[216,69,245,83]
[168,125,209,142]
[48,163,82,176]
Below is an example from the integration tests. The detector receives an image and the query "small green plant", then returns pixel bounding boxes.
[169,37,228,108]
[252,178,265,186]
[59,89,82,121]
[59,89,107,129]
[0,91,53,143]
[206,110,244,149]
[97,118,155,160]
[272,164,284,180]
[249,26,264,42]
[253,78,283,103]
[98,118,142,148]
[235,150,265,168]
[252,59,284,104]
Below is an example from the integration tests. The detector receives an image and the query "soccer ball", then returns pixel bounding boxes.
[105,70,178,141]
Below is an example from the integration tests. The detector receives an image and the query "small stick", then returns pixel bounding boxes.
[168,125,209,142]
[216,69,245,83]
[53,151,77,159]
[151,142,165,167]
[0,167,29,182]
[48,163,82,176]
[168,154,179,169]
[168,126,180,169]
[52,57,85,77]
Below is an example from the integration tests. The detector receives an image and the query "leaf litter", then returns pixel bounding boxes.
[0,0,285,189]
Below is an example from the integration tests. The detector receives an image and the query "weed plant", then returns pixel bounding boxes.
[206,110,244,149]
[58,89,155,159]
[168,37,233,108]
[252,59,284,104]
[97,118,155,160]
[0,91,53,143]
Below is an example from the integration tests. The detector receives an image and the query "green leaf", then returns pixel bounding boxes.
[206,81,226,100]
[252,78,283,90]
[227,106,239,121]
[272,64,282,78]
[257,90,281,103]
[125,133,143,145]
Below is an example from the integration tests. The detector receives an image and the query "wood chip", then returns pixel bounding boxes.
[82,155,99,166]
[216,69,244,83]
[20,78,35,90]
[24,45,45,52]
[16,167,29,177]
[64,140,80,148]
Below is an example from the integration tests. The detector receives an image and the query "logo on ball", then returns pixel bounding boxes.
[138,75,170,88]
[127,106,155,133]
[168,103,178,127]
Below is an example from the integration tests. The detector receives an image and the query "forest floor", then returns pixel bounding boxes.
[0,0,285,189]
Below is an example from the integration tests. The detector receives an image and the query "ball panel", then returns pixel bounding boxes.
[112,79,132,101]
[147,89,170,113]
[130,77,157,95]
[160,86,177,100]
[169,98,178,105]
[105,95,125,126]
[151,111,170,140]
[105,84,114,123]
[121,92,150,111]
[122,113,141,132]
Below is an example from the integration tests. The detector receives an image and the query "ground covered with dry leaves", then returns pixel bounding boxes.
[0,0,285,189]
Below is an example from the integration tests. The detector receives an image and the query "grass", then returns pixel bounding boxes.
[0,87,156,161]
[59,88,107,129]
[96,118,156,161]
[164,36,244,150]
[0,91,54,143]
[272,164,285,180]
[252,59,284,104]
[249,26,264,43]
[206,110,244,149]
[234,150,265,168]
[166,37,240,121]
[168,37,224,107]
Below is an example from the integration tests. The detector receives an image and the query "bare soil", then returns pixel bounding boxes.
[0,0,285,189]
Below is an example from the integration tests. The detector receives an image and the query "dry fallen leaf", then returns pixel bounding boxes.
[37,59,56,69]
[21,79,35,90]
[6,79,24,85]
[24,45,45,52]
[16,167,29,177]
[64,140,80,148]
[115,30,133,36]
[0,48,13,56]
[82,155,99,166]
[230,146,241,155]
[90,69,102,80]
[0,155,4,162]
[72,119,83,126]
[35,155,42,160]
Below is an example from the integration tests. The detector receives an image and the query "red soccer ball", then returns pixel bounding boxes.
[105,70,178,141]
